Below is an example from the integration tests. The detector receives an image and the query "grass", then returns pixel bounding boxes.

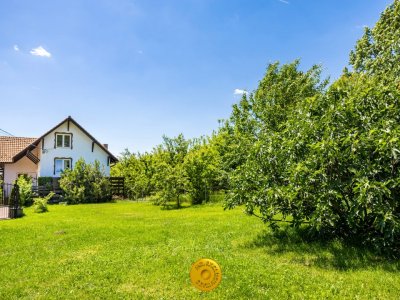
[0,201,399,299]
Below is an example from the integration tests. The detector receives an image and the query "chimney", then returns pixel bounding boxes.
[103,144,108,149]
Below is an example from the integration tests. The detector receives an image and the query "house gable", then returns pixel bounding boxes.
[14,116,117,163]
[37,116,117,177]
[1,116,118,182]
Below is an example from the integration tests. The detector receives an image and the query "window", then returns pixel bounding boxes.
[54,158,72,175]
[56,133,72,148]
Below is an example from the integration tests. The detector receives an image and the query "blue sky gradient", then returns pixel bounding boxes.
[0,0,393,155]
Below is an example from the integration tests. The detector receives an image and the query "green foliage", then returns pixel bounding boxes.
[112,133,226,207]
[350,0,400,80]
[224,48,400,253]
[108,2,400,255]
[59,158,111,204]
[33,192,54,213]
[111,150,156,199]
[223,60,326,212]
[184,136,223,204]
[16,175,33,206]
[145,192,163,204]
[315,74,400,254]
[208,190,226,203]
[152,134,190,208]
[112,133,227,207]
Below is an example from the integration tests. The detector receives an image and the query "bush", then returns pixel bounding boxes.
[59,158,111,204]
[33,192,54,213]
[16,175,33,206]
[147,193,163,204]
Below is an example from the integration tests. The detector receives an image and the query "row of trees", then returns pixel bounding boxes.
[111,134,227,207]
[112,1,400,255]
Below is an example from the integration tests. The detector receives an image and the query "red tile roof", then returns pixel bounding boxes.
[0,136,37,163]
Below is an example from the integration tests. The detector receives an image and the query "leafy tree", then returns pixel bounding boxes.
[224,60,327,220]
[111,150,156,199]
[152,134,190,208]
[184,136,221,204]
[223,4,400,254]
[316,73,400,253]
[350,0,400,80]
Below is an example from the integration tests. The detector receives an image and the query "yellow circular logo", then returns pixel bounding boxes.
[190,258,222,291]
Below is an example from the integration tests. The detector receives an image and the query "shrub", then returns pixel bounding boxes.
[147,192,163,204]
[59,158,111,204]
[33,192,54,213]
[16,175,33,206]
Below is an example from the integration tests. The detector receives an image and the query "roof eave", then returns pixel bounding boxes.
[12,116,119,164]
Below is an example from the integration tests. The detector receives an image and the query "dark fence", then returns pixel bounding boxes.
[32,177,125,199]
[32,177,62,198]
[0,183,22,219]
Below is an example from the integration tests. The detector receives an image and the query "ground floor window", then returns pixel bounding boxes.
[54,158,72,175]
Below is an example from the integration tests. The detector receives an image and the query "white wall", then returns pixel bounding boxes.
[3,156,38,184]
[38,121,110,177]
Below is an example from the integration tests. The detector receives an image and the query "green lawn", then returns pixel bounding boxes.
[0,201,399,299]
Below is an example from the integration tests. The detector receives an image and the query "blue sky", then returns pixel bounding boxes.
[0,0,392,156]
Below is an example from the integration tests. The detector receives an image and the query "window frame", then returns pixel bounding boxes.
[54,157,73,175]
[54,132,73,149]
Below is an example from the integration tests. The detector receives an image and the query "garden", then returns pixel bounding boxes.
[1,1,400,299]
[0,201,399,299]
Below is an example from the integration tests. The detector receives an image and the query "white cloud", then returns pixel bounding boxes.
[278,0,289,4]
[234,89,248,95]
[13,45,19,51]
[30,46,51,58]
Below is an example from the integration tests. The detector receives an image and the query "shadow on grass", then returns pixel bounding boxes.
[243,227,400,272]
[160,203,191,210]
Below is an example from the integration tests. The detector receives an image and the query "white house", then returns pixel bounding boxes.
[0,116,118,184]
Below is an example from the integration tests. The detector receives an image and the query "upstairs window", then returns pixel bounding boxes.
[56,133,72,148]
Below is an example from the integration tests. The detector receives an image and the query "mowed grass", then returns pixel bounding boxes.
[0,201,399,299]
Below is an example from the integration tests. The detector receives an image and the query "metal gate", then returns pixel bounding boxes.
[0,183,21,219]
